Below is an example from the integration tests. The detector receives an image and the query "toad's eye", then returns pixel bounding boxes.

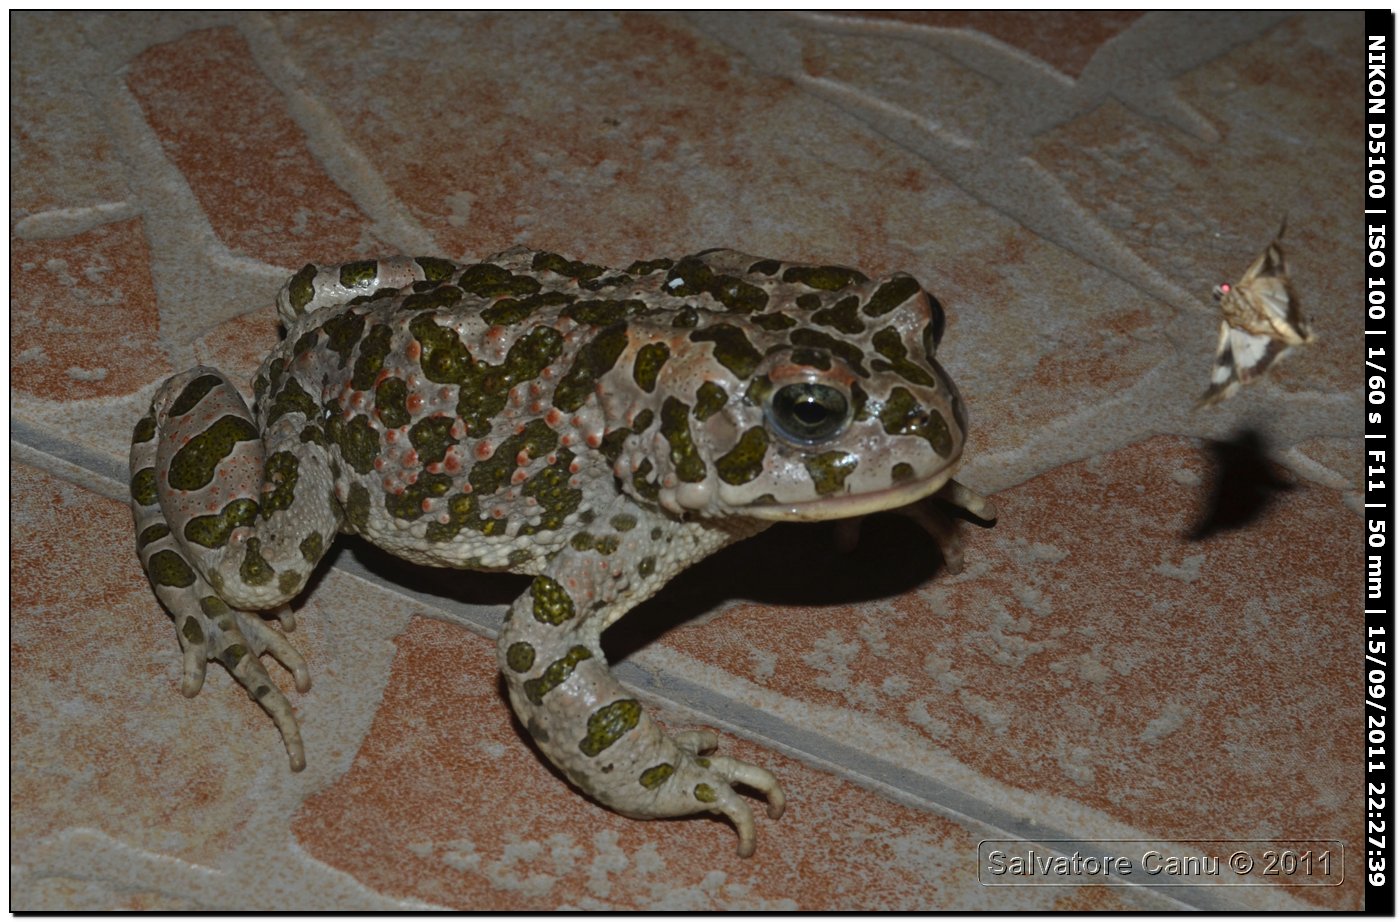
[767,383,850,444]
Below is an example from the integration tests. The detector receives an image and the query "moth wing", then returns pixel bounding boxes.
[1228,325,1289,384]
[1197,321,1242,408]
[1231,237,1312,344]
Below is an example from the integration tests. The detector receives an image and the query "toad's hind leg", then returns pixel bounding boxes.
[130,367,343,770]
[497,517,785,857]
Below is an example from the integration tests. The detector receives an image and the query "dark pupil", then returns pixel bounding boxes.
[793,399,829,425]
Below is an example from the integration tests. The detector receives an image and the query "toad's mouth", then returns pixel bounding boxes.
[742,452,964,523]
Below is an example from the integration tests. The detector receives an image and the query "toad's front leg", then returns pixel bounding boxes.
[496,519,784,857]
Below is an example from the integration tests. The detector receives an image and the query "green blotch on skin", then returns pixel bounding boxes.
[286,264,318,313]
[131,467,158,506]
[321,310,367,369]
[804,450,859,496]
[240,537,275,586]
[795,293,821,311]
[624,257,674,275]
[531,575,576,625]
[266,377,319,426]
[572,532,620,555]
[715,427,768,485]
[871,328,936,387]
[348,287,399,306]
[409,416,458,465]
[747,258,782,276]
[327,413,381,475]
[458,262,542,299]
[524,645,594,705]
[749,312,797,331]
[632,342,670,393]
[781,264,868,291]
[384,472,453,521]
[480,290,572,326]
[639,763,676,789]
[293,330,320,355]
[400,285,465,313]
[278,570,303,596]
[137,523,170,549]
[692,381,728,421]
[598,427,633,465]
[148,549,196,588]
[414,256,457,281]
[610,513,637,532]
[663,257,769,313]
[553,323,629,412]
[812,295,865,334]
[409,313,475,385]
[179,615,204,646]
[660,397,706,483]
[532,250,606,281]
[670,305,699,328]
[132,414,156,444]
[689,324,763,379]
[744,375,774,408]
[578,699,641,757]
[563,298,646,326]
[458,325,564,437]
[863,275,922,316]
[506,641,536,673]
[470,419,558,497]
[220,643,249,671]
[345,483,371,532]
[300,532,324,563]
[352,324,395,390]
[789,328,869,377]
[879,387,953,456]
[423,492,478,543]
[169,374,222,417]
[789,348,831,370]
[693,783,718,803]
[168,416,260,492]
[376,377,410,429]
[638,556,656,578]
[260,452,300,517]
[519,448,581,536]
[891,462,916,482]
[183,498,258,549]
[632,459,660,501]
[632,409,654,432]
[339,260,378,289]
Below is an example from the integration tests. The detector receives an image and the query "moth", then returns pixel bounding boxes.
[1196,223,1314,408]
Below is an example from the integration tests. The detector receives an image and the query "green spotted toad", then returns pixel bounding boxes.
[130,247,994,857]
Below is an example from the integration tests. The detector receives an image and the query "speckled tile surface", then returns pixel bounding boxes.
[11,11,1361,910]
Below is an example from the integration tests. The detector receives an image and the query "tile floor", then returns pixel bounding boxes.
[11,11,1363,910]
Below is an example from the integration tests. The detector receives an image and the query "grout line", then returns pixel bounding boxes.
[11,421,1312,910]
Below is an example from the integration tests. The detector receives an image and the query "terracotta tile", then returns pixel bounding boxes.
[126,27,390,267]
[292,616,1157,910]
[11,12,131,216]
[10,219,171,401]
[11,462,269,869]
[271,12,945,269]
[835,11,1145,78]
[653,435,1359,909]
